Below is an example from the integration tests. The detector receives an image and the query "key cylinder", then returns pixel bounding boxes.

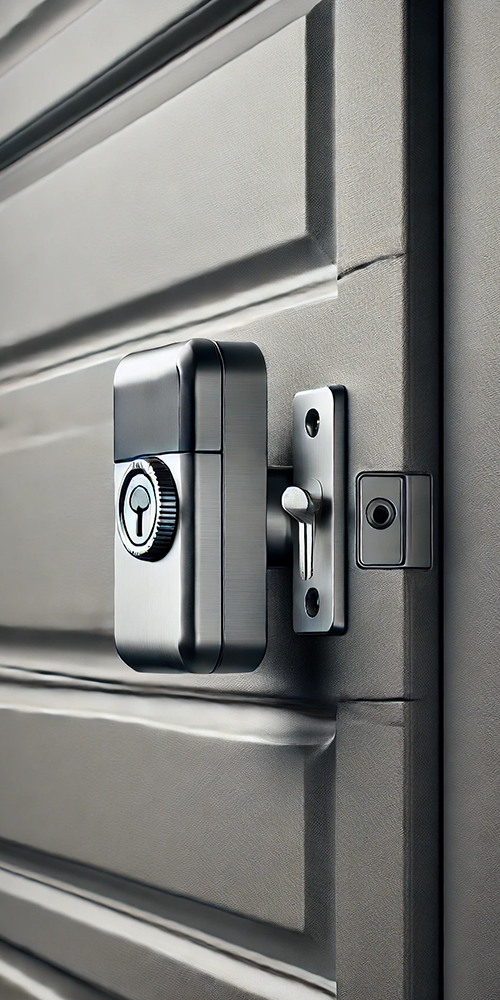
[117,457,178,561]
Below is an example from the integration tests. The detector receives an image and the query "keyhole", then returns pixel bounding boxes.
[129,485,151,538]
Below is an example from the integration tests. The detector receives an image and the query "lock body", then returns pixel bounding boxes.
[114,339,267,673]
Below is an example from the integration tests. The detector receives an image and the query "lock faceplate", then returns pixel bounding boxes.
[287,386,346,634]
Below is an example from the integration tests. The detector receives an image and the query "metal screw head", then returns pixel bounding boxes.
[365,497,397,530]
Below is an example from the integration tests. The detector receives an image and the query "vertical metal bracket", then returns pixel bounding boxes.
[283,386,346,634]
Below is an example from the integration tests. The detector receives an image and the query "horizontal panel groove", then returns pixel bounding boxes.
[0,1,101,80]
[0,938,114,999]
[0,868,337,999]
[0,625,337,709]
[0,0,261,173]
[0,683,337,746]
[0,0,317,203]
[0,237,336,376]
[0,841,336,994]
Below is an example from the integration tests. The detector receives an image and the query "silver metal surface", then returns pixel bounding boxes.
[266,466,292,567]
[405,473,432,568]
[0,0,441,988]
[358,475,404,566]
[114,339,222,461]
[357,473,432,568]
[281,484,321,580]
[114,339,267,672]
[0,0,319,205]
[0,867,337,1000]
[215,342,267,672]
[287,386,346,634]
[0,938,110,1000]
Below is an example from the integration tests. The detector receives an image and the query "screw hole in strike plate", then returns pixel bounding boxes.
[305,587,320,617]
[366,498,396,530]
[305,408,320,437]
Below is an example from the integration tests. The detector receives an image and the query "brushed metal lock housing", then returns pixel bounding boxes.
[114,340,267,673]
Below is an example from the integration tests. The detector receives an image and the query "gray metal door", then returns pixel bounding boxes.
[0,1,440,997]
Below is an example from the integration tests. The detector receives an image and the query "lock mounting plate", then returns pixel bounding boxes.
[289,385,346,634]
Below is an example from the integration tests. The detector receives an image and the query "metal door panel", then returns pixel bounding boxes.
[0,700,436,999]
[0,1,99,81]
[0,19,329,351]
[0,2,49,38]
[0,0,226,142]
[0,869,337,1000]
[0,0,441,995]
[335,0,405,272]
[0,940,113,999]
[335,701,438,1000]
[0,685,335,934]
[444,0,500,996]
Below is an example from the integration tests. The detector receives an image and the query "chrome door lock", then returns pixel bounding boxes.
[114,339,431,673]
[114,340,346,673]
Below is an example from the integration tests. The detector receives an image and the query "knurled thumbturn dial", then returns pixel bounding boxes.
[117,457,178,561]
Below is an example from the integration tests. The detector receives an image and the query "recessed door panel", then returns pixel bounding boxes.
[0,686,335,938]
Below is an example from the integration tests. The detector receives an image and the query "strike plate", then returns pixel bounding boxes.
[357,473,432,568]
[289,386,346,634]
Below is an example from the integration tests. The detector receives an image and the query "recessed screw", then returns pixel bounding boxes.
[305,587,320,617]
[305,408,320,437]
[366,498,397,530]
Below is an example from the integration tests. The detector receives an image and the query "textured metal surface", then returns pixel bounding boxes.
[0,20,314,348]
[0,259,437,700]
[444,1,500,997]
[0,869,336,1000]
[0,684,335,939]
[0,0,217,143]
[335,700,439,1000]
[335,0,405,273]
[0,0,442,994]
[0,0,321,210]
[0,939,112,999]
